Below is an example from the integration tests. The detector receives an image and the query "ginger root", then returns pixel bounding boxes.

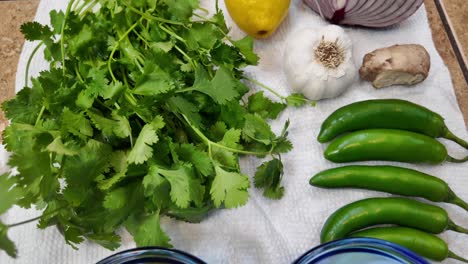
[359,44,430,89]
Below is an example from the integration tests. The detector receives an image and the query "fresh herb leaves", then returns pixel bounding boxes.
[1,0,297,256]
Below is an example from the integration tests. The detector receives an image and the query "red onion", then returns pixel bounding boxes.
[303,0,424,27]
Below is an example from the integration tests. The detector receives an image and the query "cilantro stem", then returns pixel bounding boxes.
[243,77,285,100]
[124,4,184,26]
[212,136,269,156]
[35,106,46,126]
[76,0,98,16]
[125,92,138,107]
[198,7,210,14]
[71,0,81,10]
[175,87,196,93]
[182,115,270,156]
[244,77,315,107]
[190,14,213,25]
[60,0,76,75]
[74,65,84,83]
[158,24,186,44]
[108,20,141,83]
[7,215,43,228]
[133,27,150,49]
[124,91,148,124]
[25,41,43,87]
[121,73,144,118]
[208,142,213,158]
[7,207,63,228]
[73,0,88,14]
[173,45,195,67]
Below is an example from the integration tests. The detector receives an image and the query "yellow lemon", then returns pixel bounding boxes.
[225,0,291,39]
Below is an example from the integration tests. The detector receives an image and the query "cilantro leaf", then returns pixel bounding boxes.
[76,67,109,109]
[0,173,21,215]
[192,66,240,105]
[101,81,125,100]
[273,137,293,154]
[272,120,293,154]
[63,140,112,206]
[254,158,284,199]
[143,165,172,209]
[185,23,223,50]
[167,203,214,223]
[167,96,202,127]
[220,100,248,128]
[221,129,242,149]
[211,129,242,169]
[37,199,66,229]
[127,117,165,164]
[285,93,316,107]
[210,43,242,67]
[162,0,198,22]
[133,64,175,96]
[86,233,121,250]
[49,10,65,34]
[62,108,93,138]
[69,24,94,55]
[157,165,193,208]
[125,211,172,248]
[211,147,238,170]
[104,187,130,210]
[20,21,53,41]
[98,151,128,190]
[36,68,77,114]
[208,121,228,141]
[175,144,213,177]
[143,165,167,196]
[46,136,79,156]
[2,85,43,124]
[155,164,204,208]
[87,111,131,139]
[71,182,145,242]
[232,36,259,65]
[247,91,286,119]
[112,113,132,138]
[62,226,85,249]
[3,125,55,206]
[150,41,174,53]
[211,10,228,33]
[242,114,275,145]
[0,222,17,258]
[87,111,117,136]
[210,166,250,208]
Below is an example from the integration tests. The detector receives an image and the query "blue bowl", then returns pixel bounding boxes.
[96,247,206,264]
[293,238,430,264]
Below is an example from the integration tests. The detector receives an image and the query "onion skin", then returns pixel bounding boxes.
[303,0,424,28]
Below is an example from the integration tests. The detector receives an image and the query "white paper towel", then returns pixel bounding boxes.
[1,0,468,263]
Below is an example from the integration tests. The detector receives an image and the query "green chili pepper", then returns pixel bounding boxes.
[309,165,468,211]
[320,197,468,243]
[324,129,468,164]
[317,99,468,150]
[350,227,468,263]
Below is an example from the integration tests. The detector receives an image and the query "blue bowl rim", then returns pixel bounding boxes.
[96,246,207,264]
[292,237,430,264]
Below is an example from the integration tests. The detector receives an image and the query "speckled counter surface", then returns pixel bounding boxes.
[425,0,468,126]
[0,0,467,130]
[0,0,39,136]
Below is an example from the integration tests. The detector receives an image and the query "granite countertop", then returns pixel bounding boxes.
[0,0,467,132]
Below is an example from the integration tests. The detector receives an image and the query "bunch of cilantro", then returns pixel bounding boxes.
[0,0,311,257]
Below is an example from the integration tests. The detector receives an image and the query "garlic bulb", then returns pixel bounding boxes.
[283,25,357,100]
